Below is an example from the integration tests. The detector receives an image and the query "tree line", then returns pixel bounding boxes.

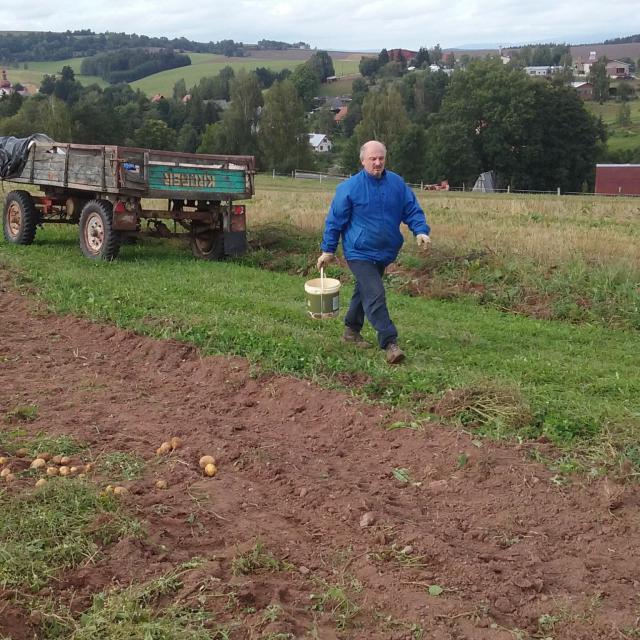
[80,49,191,83]
[0,30,310,63]
[0,47,616,190]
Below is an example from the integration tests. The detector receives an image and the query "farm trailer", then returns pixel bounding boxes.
[1,139,255,260]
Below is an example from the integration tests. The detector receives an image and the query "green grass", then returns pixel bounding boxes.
[131,52,361,96]
[0,478,139,591]
[231,542,293,576]
[1,219,639,473]
[317,76,356,98]
[98,451,146,481]
[0,429,86,458]
[586,98,640,152]
[2,58,107,91]
[310,577,362,631]
[31,562,214,639]
[3,53,361,97]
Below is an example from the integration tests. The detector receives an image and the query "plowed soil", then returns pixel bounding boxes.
[1,272,639,639]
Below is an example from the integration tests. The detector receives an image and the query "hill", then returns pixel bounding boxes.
[2,50,365,98]
[445,41,640,62]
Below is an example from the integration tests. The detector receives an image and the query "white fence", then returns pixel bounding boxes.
[259,170,639,198]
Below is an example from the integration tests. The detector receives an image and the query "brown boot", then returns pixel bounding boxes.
[385,342,405,364]
[342,327,373,348]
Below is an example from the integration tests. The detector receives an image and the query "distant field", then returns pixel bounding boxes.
[2,51,363,97]
[2,58,106,93]
[131,52,363,96]
[586,96,640,152]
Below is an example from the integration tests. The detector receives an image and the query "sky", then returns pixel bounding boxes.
[3,0,639,52]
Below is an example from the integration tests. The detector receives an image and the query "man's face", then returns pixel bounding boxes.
[361,143,386,178]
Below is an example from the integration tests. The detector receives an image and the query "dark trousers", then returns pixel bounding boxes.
[344,260,398,349]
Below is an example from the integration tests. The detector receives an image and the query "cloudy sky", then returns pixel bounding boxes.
[3,0,639,51]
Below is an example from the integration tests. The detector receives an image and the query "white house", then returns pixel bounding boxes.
[524,65,561,77]
[308,133,332,153]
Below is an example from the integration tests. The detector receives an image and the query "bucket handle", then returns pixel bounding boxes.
[320,267,325,311]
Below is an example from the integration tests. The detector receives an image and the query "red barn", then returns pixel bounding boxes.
[388,48,417,63]
[595,164,640,196]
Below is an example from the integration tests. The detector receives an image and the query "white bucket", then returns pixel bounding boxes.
[305,270,341,319]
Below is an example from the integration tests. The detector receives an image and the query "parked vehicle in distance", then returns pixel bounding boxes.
[2,138,255,261]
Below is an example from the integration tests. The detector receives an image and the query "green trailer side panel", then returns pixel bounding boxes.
[148,165,247,195]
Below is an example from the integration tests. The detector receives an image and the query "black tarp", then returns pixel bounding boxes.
[0,134,54,179]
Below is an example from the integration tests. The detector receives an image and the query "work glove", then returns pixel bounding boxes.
[416,234,431,248]
[316,252,334,270]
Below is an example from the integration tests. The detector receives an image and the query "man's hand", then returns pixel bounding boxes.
[316,252,334,270]
[416,234,431,248]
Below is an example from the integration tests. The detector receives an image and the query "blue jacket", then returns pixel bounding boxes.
[321,169,430,266]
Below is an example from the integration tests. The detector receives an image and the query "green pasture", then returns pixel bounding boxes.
[2,52,362,97]
[586,97,640,152]
[2,58,106,90]
[131,52,362,96]
[1,182,640,474]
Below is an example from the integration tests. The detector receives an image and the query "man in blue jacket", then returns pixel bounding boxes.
[316,140,431,364]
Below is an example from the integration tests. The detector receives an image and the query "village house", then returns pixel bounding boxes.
[571,81,594,100]
[524,65,561,77]
[388,48,418,63]
[605,60,631,79]
[576,52,632,78]
[334,105,348,124]
[308,133,332,153]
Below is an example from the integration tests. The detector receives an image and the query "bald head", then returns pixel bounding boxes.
[360,140,386,178]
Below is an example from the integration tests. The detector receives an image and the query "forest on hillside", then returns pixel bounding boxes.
[0,30,308,62]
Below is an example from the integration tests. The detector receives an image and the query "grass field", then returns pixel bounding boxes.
[2,58,106,92]
[130,52,362,96]
[2,179,639,474]
[2,52,362,98]
[586,96,640,152]
[2,180,640,638]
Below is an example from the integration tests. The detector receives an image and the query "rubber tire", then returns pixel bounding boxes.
[78,200,121,261]
[190,228,224,261]
[3,190,38,245]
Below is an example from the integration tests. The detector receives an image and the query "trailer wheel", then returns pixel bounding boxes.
[190,228,224,260]
[3,190,38,245]
[79,200,121,261]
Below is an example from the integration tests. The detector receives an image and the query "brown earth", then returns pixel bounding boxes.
[1,271,640,639]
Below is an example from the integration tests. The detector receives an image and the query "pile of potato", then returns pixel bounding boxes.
[0,449,94,487]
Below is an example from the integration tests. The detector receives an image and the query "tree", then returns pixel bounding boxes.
[354,85,410,151]
[172,78,187,101]
[589,58,609,103]
[401,69,450,125]
[379,61,405,78]
[618,82,634,102]
[359,57,380,79]
[0,92,23,118]
[258,79,313,172]
[176,123,198,152]
[427,59,605,191]
[198,70,263,156]
[617,103,632,126]
[72,86,122,143]
[429,44,443,65]
[415,47,430,69]
[291,63,319,110]
[309,106,336,135]
[0,94,72,140]
[132,118,176,150]
[306,50,334,83]
[389,124,429,183]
